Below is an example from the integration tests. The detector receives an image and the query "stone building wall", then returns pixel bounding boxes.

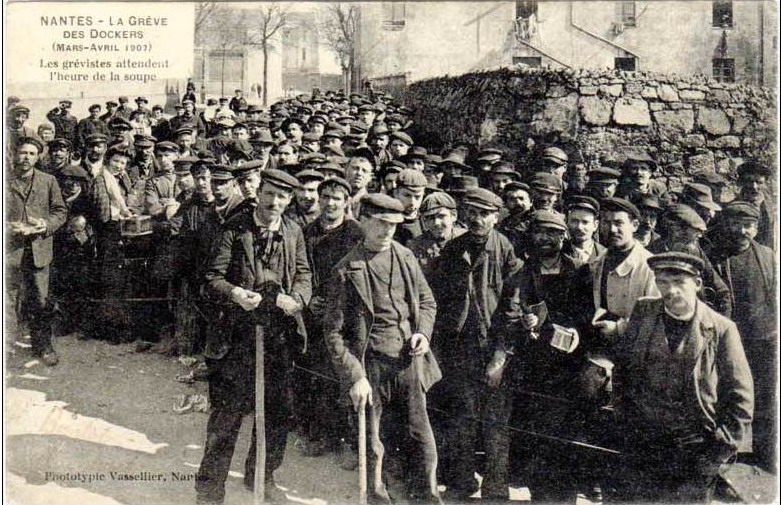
[404,68,776,193]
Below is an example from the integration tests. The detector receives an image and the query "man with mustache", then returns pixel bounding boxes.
[734,161,774,249]
[284,169,322,228]
[562,196,604,268]
[7,137,68,366]
[391,168,428,246]
[609,252,753,503]
[196,169,311,505]
[409,192,465,278]
[497,181,534,258]
[705,201,776,472]
[429,188,522,501]
[323,193,441,503]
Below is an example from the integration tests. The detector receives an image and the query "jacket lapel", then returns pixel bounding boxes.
[241,231,256,275]
[346,260,374,314]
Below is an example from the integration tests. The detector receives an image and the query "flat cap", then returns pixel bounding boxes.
[108,117,132,130]
[60,165,90,180]
[175,125,194,137]
[566,195,600,215]
[420,192,457,213]
[491,162,520,179]
[622,152,657,171]
[722,200,760,220]
[210,164,235,181]
[446,175,479,195]
[155,141,179,153]
[106,100,118,107]
[462,187,503,211]
[118,96,129,103]
[322,129,345,139]
[234,159,265,174]
[361,193,405,223]
[542,147,568,165]
[635,194,662,211]
[531,210,568,231]
[174,156,199,175]
[396,168,428,189]
[320,162,346,177]
[665,204,707,232]
[134,134,157,148]
[296,169,325,183]
[261,168,299,190]
[16,136,44,153]
[302,132,322,142]
[189,159,214,175]
[369,124,390,137]
[529,172,563,193]
[737,161,772,179]
[48,138,72,150]
[647,252,705,277]
[401,146,428,162]
[381,160,406,175]
[682,182,721,212]
[588,167,622,183]
[135,96,148,103]
[390,131,414,146]
[9,104,30,115]
[84,133,108,145]
[319,176,351,195]
[601,197,640,220]
[309,114,329,126]
[504,181,530,194]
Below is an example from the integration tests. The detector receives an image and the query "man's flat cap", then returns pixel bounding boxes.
[348,146,375,165]
[665,204,707,232]
[175,126,194,136]
[737,161,772,179]
[357,104,376,112]
[118,96,129,103]
[85,133,108,145]
[319,176,351,195]
[309,114,329,126]
[369,124,390,137]
[722,201,760,220]
[648,252,705,277]
[189,159,213,175]
[247,104,264,113]
[302,132,322,142]
[491,162,520,179]
[401,146,428,162]
[361,193,405,223]
[542,147,568,165]
[320,162,346,177]
[504,181,530,194]
[16,136,45,153]
[588,167,622,183]
[155,141,179,153]
[88,104,101,112]
[420,191,457,213]
[529,172,563,193]
[396,168,428,189]
[682,183,721,212]
[153,104,164,112]
[322,129,345,139]
[462,187,503,211]
[253,130,275,144]
[296,169,325,183]
[385,113,406,125]
[601,197,640,219]
[174,156,199,175]
[301,152,327,165]
[210,164,235,181]
[48,138,72,150]
[10,104,30,115]
[635,194,662,211]
[261,168,299,190]
[382,160,406,174]
[531,210,568,231]
[390,131,414,146]
[134,134,157,148]
[233,159,264,175]
[622,152,657,171]
[106,100,118,107]
[108,117,132,130]
[447,175,479,195]
[135,96,148,103]
[693,172,727,187]
[60,164,90,180]
[566,195,600,215]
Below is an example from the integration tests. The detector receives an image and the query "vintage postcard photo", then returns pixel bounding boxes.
[3,1,779,504]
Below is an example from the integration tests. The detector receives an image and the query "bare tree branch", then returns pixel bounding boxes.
[319,3,358,90]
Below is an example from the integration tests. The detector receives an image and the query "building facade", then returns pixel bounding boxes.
[357,1,777,87]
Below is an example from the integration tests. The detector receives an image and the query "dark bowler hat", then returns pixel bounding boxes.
[531,210,568,231]
[84,133,108,145]
[682,183,721,212]
[736,161,772,179]
[462,187,503,211]
[319,176,351,195]
[400,146,428,163]
[396,168,428,189]
[60,164,90,180]
[247,104,263,114]
[529,172,563,194]
[664,204,707,232]
[648,252,705,277]
[210,164,235,181]
[566,195,600,216]
[296,169,325,183]
[542,147,568,165]
[174,156,199,175]
[89,104,101,112]
[447,175,479,195]
[261,168,299,191]
[420,191,457,213]
[155,141,179,153]
[48,138,73,151]
[721,201,760,220]
[390,131,414,146]
[635,194,662,212]
[16,136,44,153]
[360,193,405,223]
[588,167,622,183]
[601,197,640,220]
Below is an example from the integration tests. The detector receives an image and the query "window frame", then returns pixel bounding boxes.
[712,58,736,83]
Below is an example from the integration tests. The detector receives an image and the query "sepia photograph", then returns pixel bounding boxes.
[3,1,779,504]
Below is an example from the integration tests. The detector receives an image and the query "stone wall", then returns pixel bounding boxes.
[404,68,777,192]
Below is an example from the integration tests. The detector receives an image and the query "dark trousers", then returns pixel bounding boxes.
[366,353,440,504]
[743,339,778,471]
[10,249,54,355]
[195,318,292,504]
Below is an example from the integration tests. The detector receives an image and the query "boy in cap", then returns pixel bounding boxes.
[429,187,522,501]
[323,193,441,503]
[196,169,311,504]
[609,252,753,502]
[391,168,428,246]
[705,201,776,471]
[408,191,465,277]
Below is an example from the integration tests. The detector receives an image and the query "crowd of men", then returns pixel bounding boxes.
[5,82,776,505]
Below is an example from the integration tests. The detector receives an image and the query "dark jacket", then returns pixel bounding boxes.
[323,241,438,390]
[7,169,68,268]
[615,298,754,454]
[204,214,312,360]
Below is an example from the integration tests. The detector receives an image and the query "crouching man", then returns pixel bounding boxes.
[608,252,753,503]
[323,193,443,504]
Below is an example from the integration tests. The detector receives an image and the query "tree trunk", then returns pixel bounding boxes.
[262,42,269,106]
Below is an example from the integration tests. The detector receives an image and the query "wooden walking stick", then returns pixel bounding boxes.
[358,401,367,505]
[254,325,266,505]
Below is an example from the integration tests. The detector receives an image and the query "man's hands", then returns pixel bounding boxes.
[275,293,303,316]
[593,318,625,337]
[520,313,539,331]
[349,377,373,411]
[230,287,262,311]
[410,333,430,356]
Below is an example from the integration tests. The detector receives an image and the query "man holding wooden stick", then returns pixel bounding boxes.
[324,193,443,504]
[195,169,311,505]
